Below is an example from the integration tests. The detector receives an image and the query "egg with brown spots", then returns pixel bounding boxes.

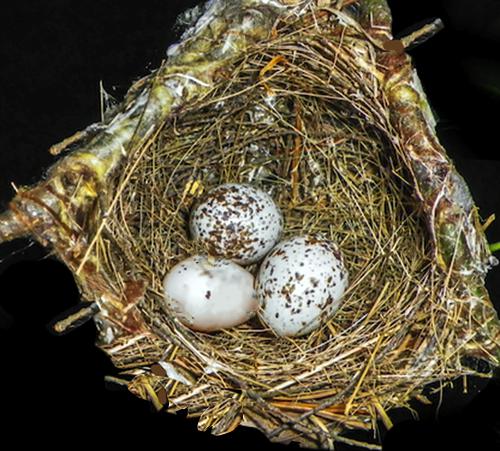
[256,235,349,337]
[163,255,258,332]
[190,183,283,265]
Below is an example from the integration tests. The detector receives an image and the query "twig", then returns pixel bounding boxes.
[52,302,99,334]
[0,210,28,244]
[400,18,444,50]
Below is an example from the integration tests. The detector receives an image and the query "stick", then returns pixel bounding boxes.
[400,18,444,50]
[0,210,28,244]
[52,301,99,334]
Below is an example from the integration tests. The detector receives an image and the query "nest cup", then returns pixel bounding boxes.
[99,8,474,448]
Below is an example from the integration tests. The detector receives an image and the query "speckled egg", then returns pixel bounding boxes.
[256,235,349,337]
[190,183,283,265]
[163,255,258,332]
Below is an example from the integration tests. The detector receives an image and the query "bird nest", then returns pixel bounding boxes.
[1,1,499,449]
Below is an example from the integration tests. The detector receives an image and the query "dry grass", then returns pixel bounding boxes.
[96,8,481,449]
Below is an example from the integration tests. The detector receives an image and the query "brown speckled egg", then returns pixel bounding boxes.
[190,183,283,265]
[256,235,348,337]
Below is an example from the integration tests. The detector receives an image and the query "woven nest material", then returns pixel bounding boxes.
[1,1,499,449]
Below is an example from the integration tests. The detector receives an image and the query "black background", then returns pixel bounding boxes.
[0,1,499,450]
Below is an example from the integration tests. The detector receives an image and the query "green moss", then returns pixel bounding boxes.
[359,0,392,26]
[437,221,467,271]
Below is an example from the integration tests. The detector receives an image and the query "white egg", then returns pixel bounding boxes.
[256,235,348,337]
[163,255,258,332]
[190,183,283,265]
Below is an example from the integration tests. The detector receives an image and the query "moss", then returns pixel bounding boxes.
[437,221,467,271]
[359,0,392,29]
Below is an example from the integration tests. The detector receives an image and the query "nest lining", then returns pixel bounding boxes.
[95,8,478,446]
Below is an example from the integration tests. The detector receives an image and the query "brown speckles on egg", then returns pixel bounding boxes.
[163,255,258,332]
[190,183,283,265]
[256,235,349,337]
